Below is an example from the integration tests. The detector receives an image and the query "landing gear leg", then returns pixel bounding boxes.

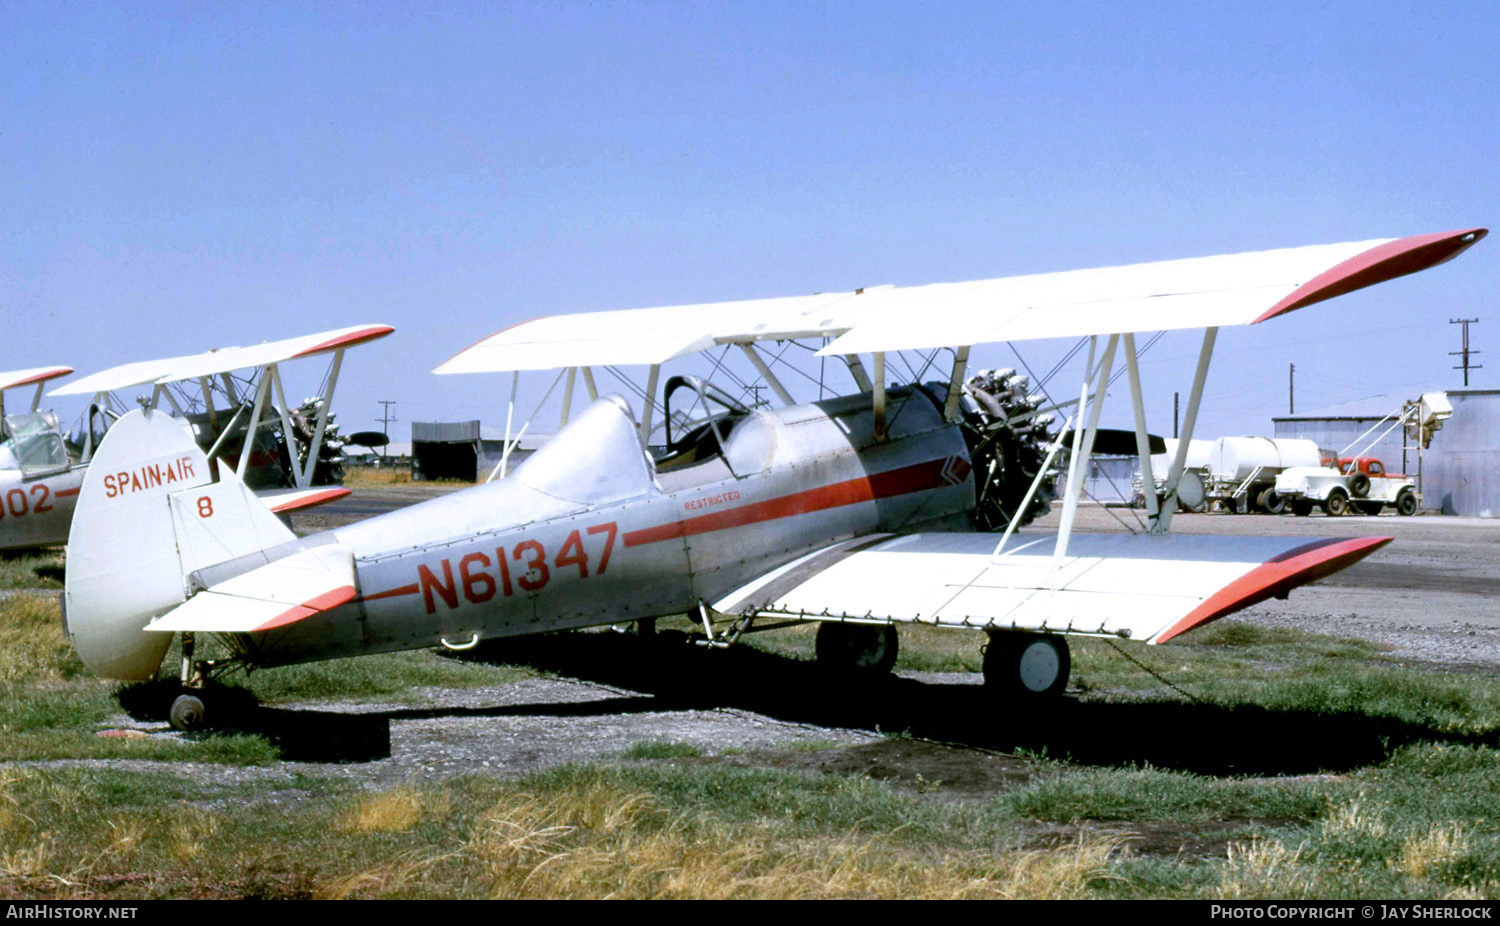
[983,632,1071,697]
[170,632,210,732]
[815,622,899,676]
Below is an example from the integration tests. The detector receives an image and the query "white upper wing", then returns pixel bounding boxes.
[51,324,394,396]
[714,531,1391,645]
[437,228,1484,373]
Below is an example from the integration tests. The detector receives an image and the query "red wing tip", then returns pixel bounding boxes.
[269,487,351,512]
[1254,228,1488,324]
[293,325,396,358]
[253,585,357,631]
[4,367,74,389]
[1154,536,1392,644]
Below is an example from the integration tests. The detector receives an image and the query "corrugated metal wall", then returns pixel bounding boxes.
[1422,392,1500,517]
[1274,390,1500,517]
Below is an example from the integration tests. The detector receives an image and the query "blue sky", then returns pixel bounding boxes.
[4,1,1496,442]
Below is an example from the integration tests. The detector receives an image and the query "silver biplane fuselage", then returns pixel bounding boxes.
[233,386,966,668]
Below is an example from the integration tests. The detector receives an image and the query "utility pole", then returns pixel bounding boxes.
[1450,318,1481,387]
[1289,363,1295,415]
[377,400,397,464]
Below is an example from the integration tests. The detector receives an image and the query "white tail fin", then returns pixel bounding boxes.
[65,408,296,680]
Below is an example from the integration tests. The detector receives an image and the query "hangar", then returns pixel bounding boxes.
[410,421,549,482]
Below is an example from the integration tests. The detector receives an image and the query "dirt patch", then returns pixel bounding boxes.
[785,738,1039,801]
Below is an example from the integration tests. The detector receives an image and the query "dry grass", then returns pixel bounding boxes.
[1213,837,1311,900]
[1321,797,1389,843]
[1400,823,1473,880]
[0,594,77,684]
[337,785,449,835]
[326,777,1127,900]
[341,466,415,486]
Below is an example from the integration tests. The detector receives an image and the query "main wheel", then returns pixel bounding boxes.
[984,632,1070,697]
[815,623,899,676]
[1291,499,1314,517]
[1396,489,1418,516]
[1355,501,1384,516]
[169,693,207,732]
[1323,489,1348,517]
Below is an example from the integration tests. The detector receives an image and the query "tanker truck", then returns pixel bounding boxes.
[1137,436,1325,514]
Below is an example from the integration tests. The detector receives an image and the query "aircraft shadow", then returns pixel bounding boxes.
[116,631,1494,771]
[445,631,1495,777]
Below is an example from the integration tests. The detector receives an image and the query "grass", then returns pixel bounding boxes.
[0,551,64,590]
[5,581,1500,897]
[621,740,705,760]
[7,751,1500,899]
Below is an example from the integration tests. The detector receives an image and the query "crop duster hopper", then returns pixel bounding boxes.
[60,229,1486,730]
[0,325,392,552]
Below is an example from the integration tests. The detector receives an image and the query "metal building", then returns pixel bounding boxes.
[411,421,549,482]
[1273,389,1500,517]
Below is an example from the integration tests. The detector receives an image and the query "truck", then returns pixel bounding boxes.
[1274,456,1417,517]
[1273,391,1452,517]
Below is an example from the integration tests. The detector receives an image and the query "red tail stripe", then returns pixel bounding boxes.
[253,585,358,631]
[268,487,350,513]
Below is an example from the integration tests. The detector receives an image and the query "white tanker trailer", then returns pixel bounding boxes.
[1137,436,1326,513]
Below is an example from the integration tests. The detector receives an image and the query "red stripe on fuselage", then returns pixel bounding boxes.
[623,457,956,548]
[357,582,419,602]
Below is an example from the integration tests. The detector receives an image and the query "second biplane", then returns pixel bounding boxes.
[0,325,392,552]
[59,228,1485,728]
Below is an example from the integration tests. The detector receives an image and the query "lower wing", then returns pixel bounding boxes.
[715,531,1389,644]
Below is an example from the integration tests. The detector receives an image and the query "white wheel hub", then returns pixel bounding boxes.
[1016,640,1061,692]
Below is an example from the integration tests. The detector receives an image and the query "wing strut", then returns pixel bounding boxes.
[738,344,795,406]
[1055,334,1118,561]
[1124,332,1162,528]
[942,346,971,422]
[1154,327,1217,534]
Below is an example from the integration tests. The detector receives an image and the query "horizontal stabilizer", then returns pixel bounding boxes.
[715,532,1390,644]
[146,544,356,634]
[256,486,351,514]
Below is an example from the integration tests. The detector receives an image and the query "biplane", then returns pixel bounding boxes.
[60,228,1485,730]
[0,325,391,552]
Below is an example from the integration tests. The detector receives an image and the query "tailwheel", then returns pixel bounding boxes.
[169,692,208,732]
[814,622,899,676]
[984,631,1071,697]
